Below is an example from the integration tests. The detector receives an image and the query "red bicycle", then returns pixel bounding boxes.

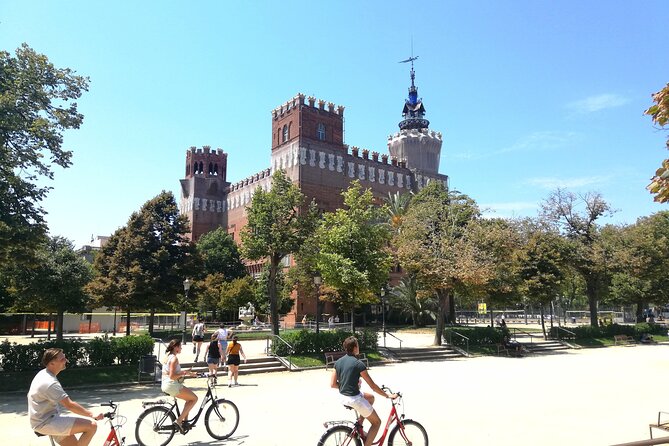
[318,386,428,446]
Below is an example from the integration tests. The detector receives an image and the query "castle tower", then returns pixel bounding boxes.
[179,146,229,240]
[387,59,443,175]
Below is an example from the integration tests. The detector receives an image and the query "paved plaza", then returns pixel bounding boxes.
[2,334,669,445]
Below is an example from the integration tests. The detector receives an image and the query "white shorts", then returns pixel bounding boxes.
[35,415,77,443]
[161,380,184,397]
[340,393,373,418]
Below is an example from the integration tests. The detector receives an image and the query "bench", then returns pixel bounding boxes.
[497,343,523,358]
[614,335,636,346]
[324,351,368,369]
[649,411,669,439]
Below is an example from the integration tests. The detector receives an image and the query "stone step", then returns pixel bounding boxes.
[384,346,464,362]
[179,356,287,375]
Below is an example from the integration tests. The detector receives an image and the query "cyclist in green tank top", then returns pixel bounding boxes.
[330,336,397,446]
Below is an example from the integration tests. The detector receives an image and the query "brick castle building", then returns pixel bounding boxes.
[179,64,448,325]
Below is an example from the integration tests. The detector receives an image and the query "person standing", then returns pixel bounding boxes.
[225,335,247,387]
[27,348,103,446]
[214,323,228,367]
[206,333,221,382]
[330,336,397,446]
[191,318,206,362]
[161,339,197,432]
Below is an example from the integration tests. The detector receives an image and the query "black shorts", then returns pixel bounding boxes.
[193,335,204,342]
[227,354,240,366]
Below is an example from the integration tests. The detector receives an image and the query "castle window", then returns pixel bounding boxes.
[208,162,214,175]
[317,123,326,141]
[199,161,203,174]
[214,164,218,175]
[282,124,289,143]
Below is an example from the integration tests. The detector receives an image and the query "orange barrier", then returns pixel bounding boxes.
[118,322,140,332]
[79,322,101,333]
[34,321,55,330]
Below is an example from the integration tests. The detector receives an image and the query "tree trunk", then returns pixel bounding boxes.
[434,289,448,346]
[56,310,64,341]
[586,278,598,327]
[148,308,155,336]
[447,293,455,324]
[540,307,546,339]
[126,309,131,336]
[47,313,52,340]
[269,256,280,336]
[635,301,644,323]
[350,309,355,333]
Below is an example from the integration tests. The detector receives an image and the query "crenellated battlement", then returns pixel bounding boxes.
[272,93,345,120]
[227,168,272,192]
[387,128,442,141]
[185,145,228,179]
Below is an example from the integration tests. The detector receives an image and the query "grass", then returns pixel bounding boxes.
[570,334,669,348]
[290,350,385,368]
[0,365,138,393]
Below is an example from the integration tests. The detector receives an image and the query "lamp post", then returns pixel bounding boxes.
[182,278,192,345]
[314,275,322,335]
[380,288,387,348]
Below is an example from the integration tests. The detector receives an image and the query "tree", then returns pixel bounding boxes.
[11,236,93,340]
[314,182,393,330]
[241,170,319,335]
[196,228,246,280]
[389,275,436,328]
[645,83,669,203]
[87,191,198,335]
[541,189,613,326]
[384,191,412,234]
[395,183,491,345]
[0,44,89,266]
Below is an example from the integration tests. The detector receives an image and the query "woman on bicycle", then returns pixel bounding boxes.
[225,335,247,387]
[331,336,397,446]
[162,340,197,432]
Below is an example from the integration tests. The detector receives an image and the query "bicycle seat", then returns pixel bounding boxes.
[34,431,46,437]
[343,405,354,410]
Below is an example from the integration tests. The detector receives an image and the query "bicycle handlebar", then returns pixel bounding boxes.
[381,385,402,398]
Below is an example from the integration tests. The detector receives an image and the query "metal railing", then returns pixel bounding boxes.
[265,334,296,371]
[610,438,669,445]
[383,331,403,355]
[444,329,470,356]
[510,327,536,345]
[551,326,576,341]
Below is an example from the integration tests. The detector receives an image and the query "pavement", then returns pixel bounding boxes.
[2,331,669,445]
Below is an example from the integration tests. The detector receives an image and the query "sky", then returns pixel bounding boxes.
[2,1,669,248]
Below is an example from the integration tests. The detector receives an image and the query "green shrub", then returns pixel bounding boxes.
[112,335,155,365]
[548,323,667,339]
[273,329,378,356]
[445,326,505,347]
[87,336,116,367]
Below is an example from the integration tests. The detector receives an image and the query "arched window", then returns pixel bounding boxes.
[199,161,203,174]
[208,162,214,175]
[214,164,218,175]
[193,162,198,174]
[317,123,326,141]
[282,124,289,143]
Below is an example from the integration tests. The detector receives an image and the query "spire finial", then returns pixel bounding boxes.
[397,47,429,130]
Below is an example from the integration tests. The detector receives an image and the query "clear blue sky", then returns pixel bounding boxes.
[3,1,668,248]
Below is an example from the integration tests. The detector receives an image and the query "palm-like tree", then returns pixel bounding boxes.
[389,275,436,327]
[384,191,412,233]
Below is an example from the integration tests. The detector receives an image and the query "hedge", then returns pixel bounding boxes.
[0,334,154,372]
[445,326,506,348]
[548,323,667,340]
[272,329,378,356]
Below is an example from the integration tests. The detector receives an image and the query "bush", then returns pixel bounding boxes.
[548,323,667,339]
[272,329,378,356]
[0,335,154,372]
[445,326,505,348]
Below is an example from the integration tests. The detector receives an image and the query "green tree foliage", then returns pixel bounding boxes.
[219,276,257,312]
[314,182,393,329]
[10,236,93,340]
[384,191,412,234]
[0,44,89,266]
[389,275,436,328]
[196,227,246,280]
[241,170,319,335]
[87,191,198,335]
[541,189,613,327]
[607,212,669,320]
[395,183,490,345]
[645,83,669,203]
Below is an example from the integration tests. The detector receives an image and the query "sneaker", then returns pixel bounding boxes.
[192,346,196,354]
[228,383,232,387]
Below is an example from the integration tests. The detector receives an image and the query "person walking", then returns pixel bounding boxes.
[225,335,247,387]
[191,318,206,362]
[330,336,397,446]
[214,323,228,368]
[161,339,197,432]
[206,333,222,382]
[27,348,103,446]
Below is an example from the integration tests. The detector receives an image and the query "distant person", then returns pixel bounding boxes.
[499,319,507,329]
[640,333,656,344]
[334,315,340,323]
[214,324,228,367]
[206,333,221,382]
[191,318,206,362]
[226,335,247,387]
[302,315,308,327]
[28,348,103,446]
[328,315,335,329]
[253,316,260,326]
[502,334,523,356]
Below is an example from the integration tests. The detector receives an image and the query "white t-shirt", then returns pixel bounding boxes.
[215,328,228,341]
[192,323,205,337]
[162,354,182,384]
[27,369,68,429]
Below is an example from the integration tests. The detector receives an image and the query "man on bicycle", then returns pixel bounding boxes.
[27,348,103,446]
[330,336,397,446]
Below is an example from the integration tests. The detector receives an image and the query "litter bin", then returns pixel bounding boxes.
[139,355,157,374]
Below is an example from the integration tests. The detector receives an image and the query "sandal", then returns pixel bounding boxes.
[175,420,186,434]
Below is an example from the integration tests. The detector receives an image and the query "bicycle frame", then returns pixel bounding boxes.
[101,401,125,446]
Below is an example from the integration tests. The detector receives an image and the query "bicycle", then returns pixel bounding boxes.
[135,373,239,446]
[318,386,428,446]
[35,400,126,446]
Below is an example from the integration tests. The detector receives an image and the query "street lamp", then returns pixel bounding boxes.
[380,288,387,348]
[314,275,322,335]
[182,278,192,344]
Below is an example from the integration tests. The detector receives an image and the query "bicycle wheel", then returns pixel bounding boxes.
[135,406,176,446]
[317,425,362,446]
[387,419,428,446]
[204,399,240,440]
